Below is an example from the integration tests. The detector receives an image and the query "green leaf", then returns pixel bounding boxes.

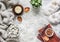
[30,0,42,8]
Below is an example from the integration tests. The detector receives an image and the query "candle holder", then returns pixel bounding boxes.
[12,4,23,15]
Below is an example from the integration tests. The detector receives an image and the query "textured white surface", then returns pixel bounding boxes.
[13,0,60,42]
[0,0,60,42]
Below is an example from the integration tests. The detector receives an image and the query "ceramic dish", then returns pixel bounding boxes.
[45,28,54,37]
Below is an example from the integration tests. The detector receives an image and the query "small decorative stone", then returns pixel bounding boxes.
[24,7,30,13]
[17,16,22,22]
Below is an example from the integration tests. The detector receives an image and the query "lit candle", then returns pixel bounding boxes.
[12,4,23,15]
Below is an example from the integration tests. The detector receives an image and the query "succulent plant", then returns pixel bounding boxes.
[30,0,42,8]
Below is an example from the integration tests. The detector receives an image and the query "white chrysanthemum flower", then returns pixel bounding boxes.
[7,24,19,38]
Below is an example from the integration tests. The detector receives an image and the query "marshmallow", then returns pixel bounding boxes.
[48,11,60,24]
[42,0,60,16]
